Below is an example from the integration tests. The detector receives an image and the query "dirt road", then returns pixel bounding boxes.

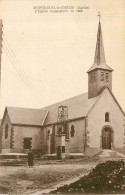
[0,163,96,194]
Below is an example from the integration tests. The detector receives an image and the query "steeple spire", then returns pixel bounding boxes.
[94,15,106,65]
[87,14,113,73]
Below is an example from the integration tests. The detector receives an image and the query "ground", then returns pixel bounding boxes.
[0,160,96,194]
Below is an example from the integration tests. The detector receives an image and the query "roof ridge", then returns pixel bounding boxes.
[7,106,47,111]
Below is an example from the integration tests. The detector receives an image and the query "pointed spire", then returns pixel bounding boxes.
[87,14,113,73]
[94,21,106,65]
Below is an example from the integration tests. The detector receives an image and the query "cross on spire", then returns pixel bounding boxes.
[97,12,101,22]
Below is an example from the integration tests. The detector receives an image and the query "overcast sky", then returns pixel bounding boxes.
[0,0,125,118]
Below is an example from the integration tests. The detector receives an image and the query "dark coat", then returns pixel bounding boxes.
[28,151,34,166]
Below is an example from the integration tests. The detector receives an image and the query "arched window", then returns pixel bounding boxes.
[47,129,50,139]
[70,125,75,137]
[101,72,104,81]
[48,129,50,134]
[93,73,95,82]
[106,73,109,82]
[90,73,95,83]
[105,112,109,122]
[58,127,62,135]
[5,124,8,139]
[90,74,93,83]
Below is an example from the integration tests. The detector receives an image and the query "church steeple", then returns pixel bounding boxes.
[94,21,106,65]
[87,15,113,99]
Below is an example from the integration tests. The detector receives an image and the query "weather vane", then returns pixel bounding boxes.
[97,12,101,22]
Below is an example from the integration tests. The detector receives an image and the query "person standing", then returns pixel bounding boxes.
[28,149,34,167]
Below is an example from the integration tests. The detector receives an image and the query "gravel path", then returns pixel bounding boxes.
[0,163,96,194]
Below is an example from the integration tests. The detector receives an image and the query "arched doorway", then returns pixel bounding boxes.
[101,126,113,149]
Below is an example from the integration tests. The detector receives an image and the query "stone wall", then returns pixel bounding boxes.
[1,112,12,151]
[87,88,125,149]
[68,119,85,153]
[42,119,85,155]
[13,125,42,152]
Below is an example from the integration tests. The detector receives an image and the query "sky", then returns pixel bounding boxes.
[0,0,125,118]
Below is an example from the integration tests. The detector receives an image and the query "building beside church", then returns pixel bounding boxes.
[0,21,125,157]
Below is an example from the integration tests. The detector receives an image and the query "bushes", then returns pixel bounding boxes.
[51,160,125,194]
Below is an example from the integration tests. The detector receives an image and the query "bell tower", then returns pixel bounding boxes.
[87,14,113,99]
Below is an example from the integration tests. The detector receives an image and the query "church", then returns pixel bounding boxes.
[0,20,125,158]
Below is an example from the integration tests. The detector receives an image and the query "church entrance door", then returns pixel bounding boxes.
[102,127,111,149]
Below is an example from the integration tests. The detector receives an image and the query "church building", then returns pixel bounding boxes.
[0,20,125,158]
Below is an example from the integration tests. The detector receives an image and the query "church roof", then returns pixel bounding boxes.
[43,93,99,125]
[2,87,124,127]
[43,87,125,125]
[88,63,113,73]
[87,22,113,73]
[3,93,99,127]
[6,107,48,126]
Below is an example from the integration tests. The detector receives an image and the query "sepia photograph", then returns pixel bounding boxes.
[0,0,125,194]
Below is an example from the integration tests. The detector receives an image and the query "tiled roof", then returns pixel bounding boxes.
[87,63,113,72]
[4,88,125,128]
[43,93,99,125]
[7,107,48,126]
[5,93,99,126]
